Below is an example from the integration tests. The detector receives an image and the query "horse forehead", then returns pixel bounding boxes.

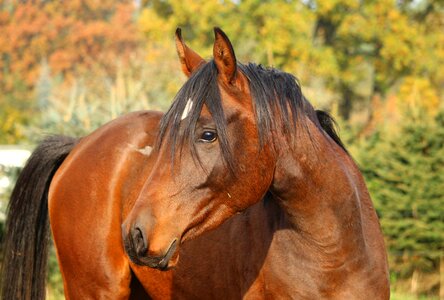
[219,83,254,112]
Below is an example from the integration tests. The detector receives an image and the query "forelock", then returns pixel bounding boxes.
[156,61,235,172]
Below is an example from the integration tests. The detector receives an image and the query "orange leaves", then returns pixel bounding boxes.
[49,51,76,74]
[0,1,145,144]
[0,1,141,92]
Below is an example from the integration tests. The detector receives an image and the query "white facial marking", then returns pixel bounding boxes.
[128,144,153,156]
[181,98,194,120]
[137,145,153,156]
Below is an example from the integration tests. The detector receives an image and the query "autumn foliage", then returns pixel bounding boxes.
[1,0,140,88]
[0,1,443,298]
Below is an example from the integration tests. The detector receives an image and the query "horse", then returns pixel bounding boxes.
[0,27,390,299]
[1,111,166,299]
[122,28,390,298]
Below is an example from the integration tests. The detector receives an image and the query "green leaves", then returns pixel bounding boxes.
[357,107,444,291]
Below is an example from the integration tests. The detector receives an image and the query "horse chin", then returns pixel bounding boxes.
[156,239,180,270]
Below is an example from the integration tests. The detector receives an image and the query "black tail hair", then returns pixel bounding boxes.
[316,110,348,153]
[1,136,77,300]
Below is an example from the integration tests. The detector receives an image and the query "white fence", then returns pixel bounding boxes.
[0,146,32,221]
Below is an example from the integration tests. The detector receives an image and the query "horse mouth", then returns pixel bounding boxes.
[124,238,179,270]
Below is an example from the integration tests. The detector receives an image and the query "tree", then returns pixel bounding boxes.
[0,0,142,143]
[357,107,444,296]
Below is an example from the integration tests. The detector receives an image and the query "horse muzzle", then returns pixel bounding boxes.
[122,223,179,270]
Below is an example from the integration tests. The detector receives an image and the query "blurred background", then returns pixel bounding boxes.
[0,0,443,299]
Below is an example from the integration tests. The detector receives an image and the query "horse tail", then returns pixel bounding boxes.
[1,136,78,300]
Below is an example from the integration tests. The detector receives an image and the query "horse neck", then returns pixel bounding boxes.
[270,118,370,260]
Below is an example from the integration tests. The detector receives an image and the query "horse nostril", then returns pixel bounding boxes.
[131,226,147,257]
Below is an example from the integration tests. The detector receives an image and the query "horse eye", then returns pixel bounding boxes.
[199,131,217,143]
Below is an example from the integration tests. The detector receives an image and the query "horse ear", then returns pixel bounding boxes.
[175,28,205,77]
[213,27,237,85]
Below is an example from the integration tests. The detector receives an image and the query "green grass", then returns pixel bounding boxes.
[391,291,439,300]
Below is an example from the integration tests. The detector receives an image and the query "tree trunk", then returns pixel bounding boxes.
[411,268,419,298]
[440,256,444,300]
[339,85,353,120]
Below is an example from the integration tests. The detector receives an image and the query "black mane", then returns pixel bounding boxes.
[156,61,347,170]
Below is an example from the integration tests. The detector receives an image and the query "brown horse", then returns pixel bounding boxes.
[1,28,390,299]
[1,111,165,299]
[122,28,390,298]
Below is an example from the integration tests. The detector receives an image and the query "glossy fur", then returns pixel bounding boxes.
[123,28,390,298]
[1,28,389,299]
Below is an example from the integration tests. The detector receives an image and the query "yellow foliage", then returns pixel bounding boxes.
[138,9,173,44]
[398,77,440,116]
